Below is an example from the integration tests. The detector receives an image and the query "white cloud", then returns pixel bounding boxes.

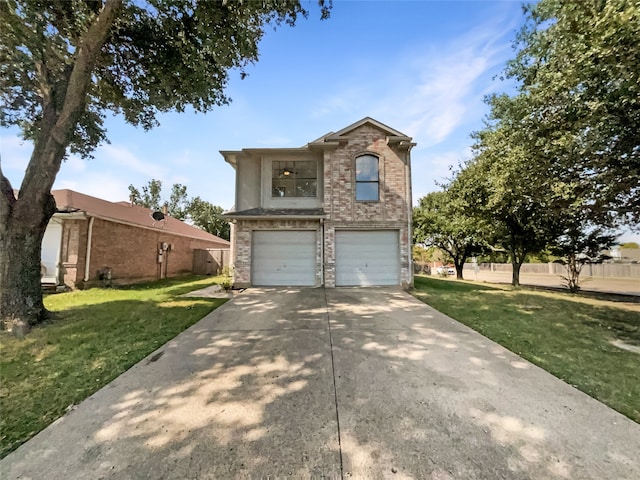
[617,231,640,244]
[50,143,174,202]
[54,173,131,202]
[173,150,193,167]
[310,86,367,119]
[411,147,473,203]
[98,143,168,178]
[310,19,516,149]
[63,154,87,173]
[1,134,32,173]
[169,174,190,186]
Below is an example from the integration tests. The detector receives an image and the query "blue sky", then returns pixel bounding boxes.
[2,0,637,242]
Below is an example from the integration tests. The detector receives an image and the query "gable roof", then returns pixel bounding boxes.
[52,189,229,245]
[220,117,415,167]
[314,117,411,143]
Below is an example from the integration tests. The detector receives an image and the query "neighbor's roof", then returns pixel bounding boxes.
[52,189,229,245]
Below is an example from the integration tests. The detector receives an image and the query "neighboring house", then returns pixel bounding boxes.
[606,246,640,263]
[41,189,229,288]
[221,117,415,288]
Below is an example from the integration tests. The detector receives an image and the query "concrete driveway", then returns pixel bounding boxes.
[2,288,639,479]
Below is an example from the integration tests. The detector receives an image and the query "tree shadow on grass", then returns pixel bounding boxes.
[414,275,499,293]
[2,288,640,479]
[414,276,640,424]
[114,275,224,297]
[0,296,225,459]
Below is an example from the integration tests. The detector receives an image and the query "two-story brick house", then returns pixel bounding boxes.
[221,117,415,288]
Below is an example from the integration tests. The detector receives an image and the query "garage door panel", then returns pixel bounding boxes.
[252,231,316,286]
[336,230,399,286]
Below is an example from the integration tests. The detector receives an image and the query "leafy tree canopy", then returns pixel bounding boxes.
[413,188,486,279]
[188,196,229,241]
[128,179,163,213]
[505,0,640,222]
[0,0,329,333]
[129,179,229,240]
[1,0,330,159]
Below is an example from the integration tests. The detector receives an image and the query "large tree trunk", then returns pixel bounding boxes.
[0,191,56,336]
[511,262,521,287]
[0,0,122,335]
[453,256,465,280]
[509,241,527,288]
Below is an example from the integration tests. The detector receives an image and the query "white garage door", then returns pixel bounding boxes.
[252,230,316,286]
[336,230,400,286]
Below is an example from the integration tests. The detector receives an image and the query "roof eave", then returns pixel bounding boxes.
[223,214,325,221]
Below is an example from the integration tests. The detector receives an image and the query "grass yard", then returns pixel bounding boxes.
[0,275,228,458]
[413,275,640,424]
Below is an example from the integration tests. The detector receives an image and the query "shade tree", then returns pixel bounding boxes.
[0,0,330,335]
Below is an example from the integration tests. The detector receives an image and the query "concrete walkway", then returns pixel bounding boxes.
[2,288,639,479]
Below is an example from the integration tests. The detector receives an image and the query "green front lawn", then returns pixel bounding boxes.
[413,275,640,423]
[0,275,228,458]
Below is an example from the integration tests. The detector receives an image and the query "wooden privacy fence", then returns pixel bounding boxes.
[464,262,640,279]
[193,248,230,276]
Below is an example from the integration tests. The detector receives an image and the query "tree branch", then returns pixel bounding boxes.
[53,0,123,138]
[20,0,123,198]
[0,166,16,228]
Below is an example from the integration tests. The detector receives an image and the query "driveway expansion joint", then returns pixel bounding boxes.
[324,290,344,479]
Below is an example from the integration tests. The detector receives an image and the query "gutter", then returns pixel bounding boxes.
[320,218,324,286]
[405,147,414,286]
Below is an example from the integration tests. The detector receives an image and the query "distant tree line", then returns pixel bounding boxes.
[414,0,639,292]
[128,179,230,241]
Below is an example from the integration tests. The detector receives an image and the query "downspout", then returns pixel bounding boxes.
[84,216,95,282]
[320,218,324,286]
[405,149,414,287]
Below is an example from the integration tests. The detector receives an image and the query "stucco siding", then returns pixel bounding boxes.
[237,156,261,211]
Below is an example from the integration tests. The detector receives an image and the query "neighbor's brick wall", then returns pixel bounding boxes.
[323,124,412,287]
[87,219,225,285]
[58,218,227,288]
[232,219,322,287]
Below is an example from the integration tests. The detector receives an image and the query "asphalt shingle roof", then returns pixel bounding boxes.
[52,189,229,245]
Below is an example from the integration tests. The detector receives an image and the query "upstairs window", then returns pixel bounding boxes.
[272,160,317,197]
[355,155,379,201]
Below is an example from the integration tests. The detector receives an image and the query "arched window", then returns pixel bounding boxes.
[355,155,379,201]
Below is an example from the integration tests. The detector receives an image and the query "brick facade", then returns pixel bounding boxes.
[225,118,414,288]
[58,218,226,288]
[322,124,411,287]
